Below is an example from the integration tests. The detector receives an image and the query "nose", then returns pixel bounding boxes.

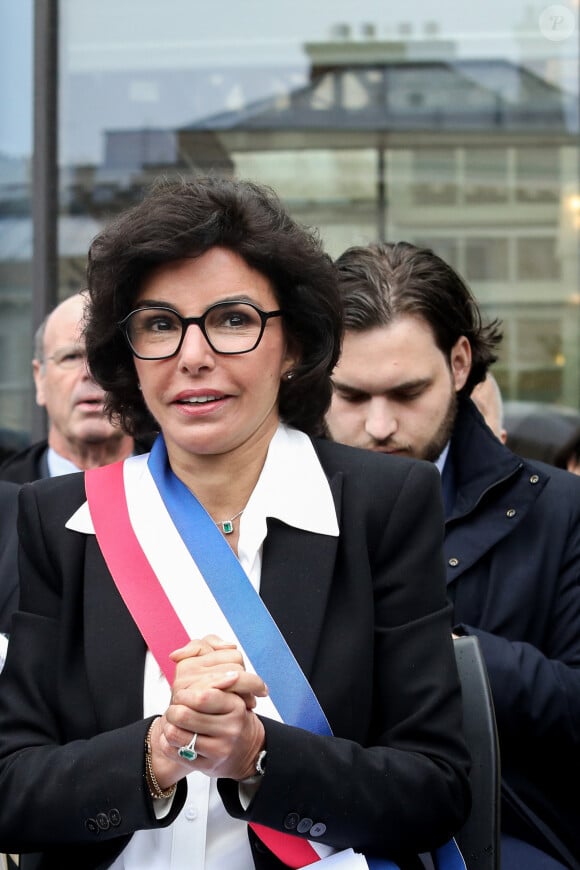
[365,397,397,442]
[81,364,104,394]
[80,356,95,381]
[177,322,216,372]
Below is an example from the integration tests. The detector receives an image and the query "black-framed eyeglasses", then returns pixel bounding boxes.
[118,300,282,360]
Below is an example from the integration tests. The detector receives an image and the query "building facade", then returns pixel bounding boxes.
[1,0,579,440]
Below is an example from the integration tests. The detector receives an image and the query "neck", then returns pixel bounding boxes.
[165,425,276,523]
[48,433,135,470]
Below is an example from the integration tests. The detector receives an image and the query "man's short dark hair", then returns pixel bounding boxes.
[85,176,342,437]
[335,241,502,395]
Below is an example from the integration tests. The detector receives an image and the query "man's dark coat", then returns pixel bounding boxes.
[446,397,580,868]
[0,441,50,484]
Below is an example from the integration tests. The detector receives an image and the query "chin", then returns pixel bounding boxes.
[78,425,125,444]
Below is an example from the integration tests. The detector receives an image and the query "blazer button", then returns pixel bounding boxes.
[109,808,121,826]
[297,817,313,834]
[506,508,516,518]
[530,474,539,484]
[284,812,300,830]
[96,812,110,830]
[448,557,459,567]
[310,822,327,837]
[85,818,99,834]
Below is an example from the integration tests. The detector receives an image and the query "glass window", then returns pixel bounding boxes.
[0,0,33,444]
[515,147,561,203]
[464,148,509,203]
[517,317,562,366]
[466,238,509,281]
[37,0,576,416]
[411,149,458,206]
[496,313,571,403]
[413,238,460,272]
[517,237,561,281]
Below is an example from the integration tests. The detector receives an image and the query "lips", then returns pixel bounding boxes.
[176,395,222,405]
[170,389,229,416]
[172,389,227,405]
[372,445,403,454]
[76,406,104,417]
[75,395,105,410]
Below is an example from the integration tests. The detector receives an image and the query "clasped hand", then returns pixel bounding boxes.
[148,635,268,790]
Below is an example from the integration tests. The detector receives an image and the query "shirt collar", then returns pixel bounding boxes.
[66,424,340,540]
[244,423,339,537]
[47,446,82,477]
[434,441,451,476]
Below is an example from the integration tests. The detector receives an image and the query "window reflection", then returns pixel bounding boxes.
[517,237,561,281]
[1,0,578,438]
[0,0,33,443]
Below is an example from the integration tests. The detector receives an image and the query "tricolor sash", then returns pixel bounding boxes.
[85,436,465,870]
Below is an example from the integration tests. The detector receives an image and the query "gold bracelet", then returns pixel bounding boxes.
[145,720,177,800]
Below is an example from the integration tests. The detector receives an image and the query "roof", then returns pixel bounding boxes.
[183,58,578,133]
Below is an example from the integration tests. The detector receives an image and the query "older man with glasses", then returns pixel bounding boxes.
[0,292,150,484]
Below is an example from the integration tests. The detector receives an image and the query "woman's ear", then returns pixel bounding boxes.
[281,339,301,380]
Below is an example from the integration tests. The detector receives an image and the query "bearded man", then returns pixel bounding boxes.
[325,241,580,870]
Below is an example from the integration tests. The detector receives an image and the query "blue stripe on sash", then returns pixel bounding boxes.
[148,435,332,736]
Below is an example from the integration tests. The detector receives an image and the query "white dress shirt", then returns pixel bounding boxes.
[46,447,82,477]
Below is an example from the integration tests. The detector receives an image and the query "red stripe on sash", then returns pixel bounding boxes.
[85,461,321,868]
[252,824,319,868]
[85,460,188,684]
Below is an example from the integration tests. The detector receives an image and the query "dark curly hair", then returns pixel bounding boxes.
[85,176,342,437]
[334,241,502,396]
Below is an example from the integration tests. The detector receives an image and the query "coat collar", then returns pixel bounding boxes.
[447,397,546,520]
[443,397,550,581]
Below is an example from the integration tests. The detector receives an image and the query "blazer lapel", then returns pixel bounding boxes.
[84,536,147,731]
[259,469,342,679]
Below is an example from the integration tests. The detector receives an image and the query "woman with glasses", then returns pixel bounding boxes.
[0,177,470,870]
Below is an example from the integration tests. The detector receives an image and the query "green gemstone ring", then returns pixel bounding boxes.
[177,732,198,761]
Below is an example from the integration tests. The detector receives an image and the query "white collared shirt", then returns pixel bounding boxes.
[434,442,451,477]
[70,424,338,870]
[46,447,81,477]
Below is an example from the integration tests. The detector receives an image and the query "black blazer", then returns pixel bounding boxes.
[0,481,19,634]
[0,439,470,870]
